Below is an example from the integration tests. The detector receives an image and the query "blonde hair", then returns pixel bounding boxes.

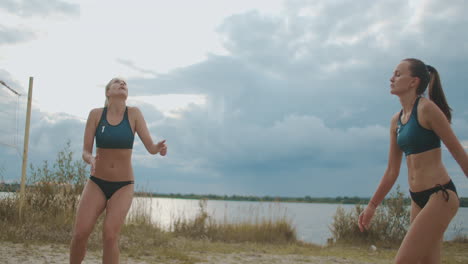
[104,77,123,107]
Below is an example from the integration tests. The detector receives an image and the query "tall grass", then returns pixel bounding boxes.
[0,142,298,251]
[330,185,410,247]
[172,199,297,243]
[0,141,87,243]
[450,223,468,243]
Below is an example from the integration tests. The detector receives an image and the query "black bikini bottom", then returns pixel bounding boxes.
[410,180,458,209]
[89,176,134,200]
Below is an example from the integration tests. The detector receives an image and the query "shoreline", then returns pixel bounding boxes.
[3,190,466,207]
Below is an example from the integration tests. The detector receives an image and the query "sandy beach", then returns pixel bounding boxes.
[1,241,385,264]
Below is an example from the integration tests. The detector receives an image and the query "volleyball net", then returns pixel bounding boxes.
[0,79,26,182]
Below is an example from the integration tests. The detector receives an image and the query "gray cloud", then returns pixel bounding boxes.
[0,25,36,45]
[1,69,87,181]
[0,69,25,145]
[2,0,467,197]
[0,0,79,17]
[0,88,86,183]
[126,0,468,196]
[0,0,79,46]
[0,70,25,147]
[116,58,158,76]
[0,68,170,185]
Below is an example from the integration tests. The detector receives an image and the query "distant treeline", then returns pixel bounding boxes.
[2,183,467,207]
[134,192,468,208]
[0,183,20,192]
[136,192,375,204]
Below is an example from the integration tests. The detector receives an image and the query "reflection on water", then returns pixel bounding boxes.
[128,196,468,245]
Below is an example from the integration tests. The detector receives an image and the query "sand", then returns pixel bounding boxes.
[0,241,381,264]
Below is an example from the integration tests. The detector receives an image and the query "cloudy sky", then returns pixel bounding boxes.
[1,0,467,197]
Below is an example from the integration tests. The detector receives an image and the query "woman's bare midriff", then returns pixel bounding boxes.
[406,148,451,192]
[94,148,134,181]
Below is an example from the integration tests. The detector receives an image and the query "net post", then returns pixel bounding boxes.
[19,77,33,221]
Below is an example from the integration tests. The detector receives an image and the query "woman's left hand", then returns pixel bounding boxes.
[358,204,376,232]
[156,140,167,156]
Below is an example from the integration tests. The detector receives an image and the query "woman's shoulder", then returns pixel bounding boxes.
[417,96,448,128]
[127,106,141,113]
[417,97,440,116]
[388,111,401,132]
[127,106,144,119]
[390,111,401,124]
[89,107,105,115]
[418,96,431,105]
[85,108,104,124]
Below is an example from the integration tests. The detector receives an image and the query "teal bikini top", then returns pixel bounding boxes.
[396,97,440,156]
[95,107,134,149]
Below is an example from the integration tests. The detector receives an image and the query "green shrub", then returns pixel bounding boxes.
[330,185,410,247]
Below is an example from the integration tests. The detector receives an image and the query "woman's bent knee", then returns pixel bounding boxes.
[72,229,92,243]
[103,229,120,244]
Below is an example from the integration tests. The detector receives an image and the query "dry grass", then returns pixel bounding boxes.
[0,142,299,263]
[450,232,468,243]
[329,185,410,247]
[0,142,86,244]
[1,142,466,263]
[450,222,468,244]
[171,200,297,244]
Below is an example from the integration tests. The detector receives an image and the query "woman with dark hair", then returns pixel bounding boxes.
[358,58,468,263]
[70,77,167,263]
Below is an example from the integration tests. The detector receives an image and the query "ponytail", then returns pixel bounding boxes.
[426,65,452,123]
[403,58,452,123]
[104,78,115,107]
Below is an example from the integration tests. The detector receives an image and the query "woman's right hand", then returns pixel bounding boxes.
[358,204,376,232]
[90,155,98,176]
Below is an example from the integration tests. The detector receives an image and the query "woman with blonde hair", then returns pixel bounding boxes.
[70,77,167,263]
[358,58,468,263]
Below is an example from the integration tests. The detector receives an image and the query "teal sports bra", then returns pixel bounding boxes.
[396,97,440,156]
[95,107,134,149]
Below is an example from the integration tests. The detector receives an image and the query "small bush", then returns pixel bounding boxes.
[330,185,410,247]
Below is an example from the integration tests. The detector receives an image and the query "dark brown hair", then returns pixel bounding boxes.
[403,58,452,122]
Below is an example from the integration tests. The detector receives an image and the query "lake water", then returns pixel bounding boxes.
[2,192,466,245]
[128,196,468,245]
